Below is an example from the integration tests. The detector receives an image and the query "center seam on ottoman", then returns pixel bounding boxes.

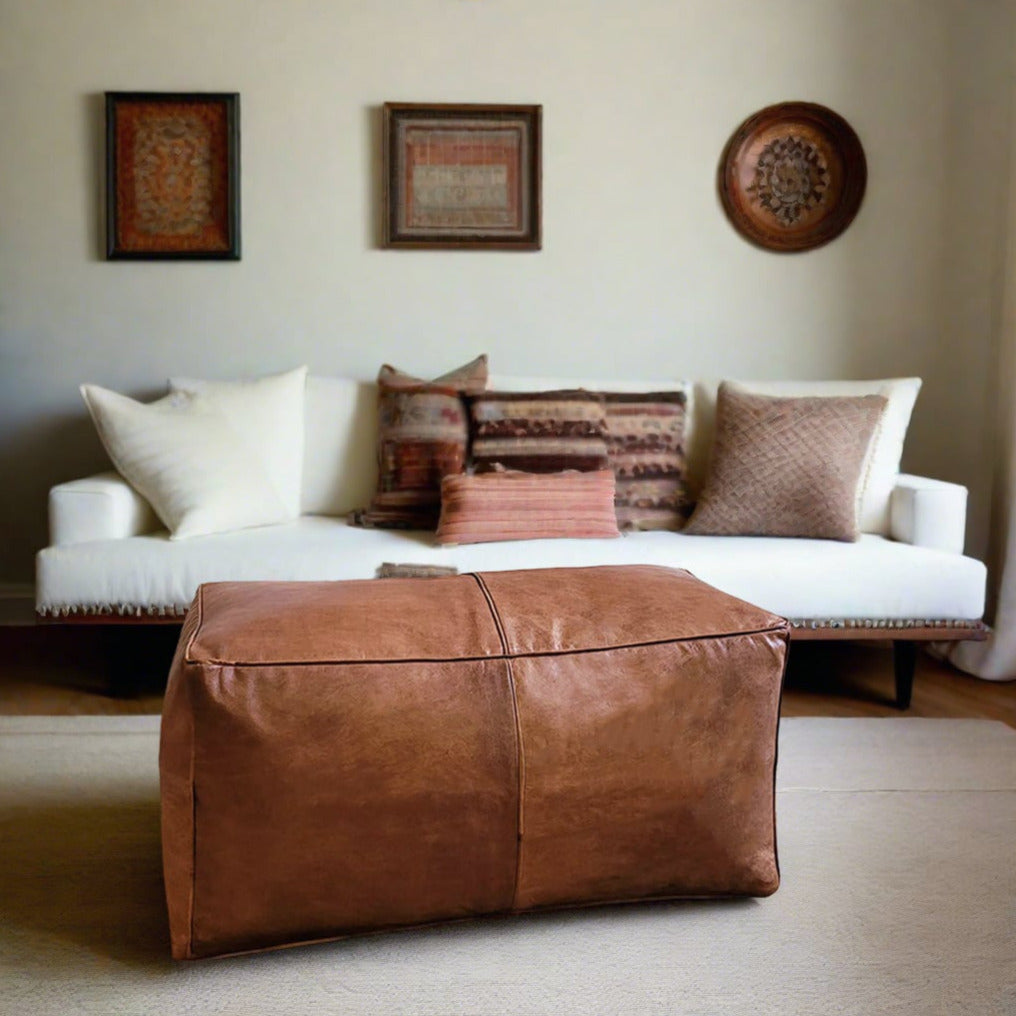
[471,573,527,912]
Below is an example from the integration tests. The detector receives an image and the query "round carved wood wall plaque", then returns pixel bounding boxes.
[719,102,866,253]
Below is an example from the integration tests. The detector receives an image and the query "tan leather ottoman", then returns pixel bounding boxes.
[160,564,789,959]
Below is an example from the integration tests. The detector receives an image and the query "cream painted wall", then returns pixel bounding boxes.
[0,0,1011,582]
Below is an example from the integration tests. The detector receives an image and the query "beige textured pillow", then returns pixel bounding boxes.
[684,384,887,541]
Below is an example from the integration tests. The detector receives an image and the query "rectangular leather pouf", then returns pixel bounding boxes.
[160,564,790,959]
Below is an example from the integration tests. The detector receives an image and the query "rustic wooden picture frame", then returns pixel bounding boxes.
[718,101,866,253]
[105,92,240,260]
[383,103,541,250]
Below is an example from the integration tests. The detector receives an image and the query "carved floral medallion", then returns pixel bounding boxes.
[747,135,831,227]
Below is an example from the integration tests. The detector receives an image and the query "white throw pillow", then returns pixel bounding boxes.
[694,378,921,535]
[80,385,290,540]
[168,366,308,519]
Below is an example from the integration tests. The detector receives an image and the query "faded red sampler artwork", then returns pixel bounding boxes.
[400,124,525,235]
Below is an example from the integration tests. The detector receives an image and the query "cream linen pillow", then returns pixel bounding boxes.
[81,385,290,540]
[168,366,308,519]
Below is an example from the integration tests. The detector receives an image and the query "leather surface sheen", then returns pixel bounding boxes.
[160,565,789,959]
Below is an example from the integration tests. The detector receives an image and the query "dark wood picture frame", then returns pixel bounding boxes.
[383,103,541,250]
[105,92,240,260]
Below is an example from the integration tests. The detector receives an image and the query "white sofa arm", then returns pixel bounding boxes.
[49,472,159,546]
[890,474,967,554]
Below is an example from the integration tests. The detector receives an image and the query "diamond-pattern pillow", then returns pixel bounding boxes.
[683,384,887,541]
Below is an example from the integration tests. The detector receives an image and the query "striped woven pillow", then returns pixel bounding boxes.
[604,391,691,531]
[436,469,620,545]
[468,390,608,473]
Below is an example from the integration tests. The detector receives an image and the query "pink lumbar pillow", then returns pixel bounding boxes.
[436,469,620,545]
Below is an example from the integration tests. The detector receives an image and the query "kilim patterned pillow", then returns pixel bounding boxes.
[604,391,691,531]
[379,356,488,394]
[356,355,488,529]
[436,469,620,545]
[469,390,609,473]
[684,383,887,541]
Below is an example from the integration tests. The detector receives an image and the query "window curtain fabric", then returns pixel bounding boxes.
[949,131,1016,682]
[950,330,1016,681]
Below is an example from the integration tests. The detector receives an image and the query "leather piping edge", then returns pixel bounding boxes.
[184,625,792,668]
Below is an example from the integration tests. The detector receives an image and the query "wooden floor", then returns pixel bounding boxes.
[1,625,1014,726]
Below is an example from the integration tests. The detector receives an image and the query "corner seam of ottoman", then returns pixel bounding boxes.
[186,590,203,957]
[187,671,199,959]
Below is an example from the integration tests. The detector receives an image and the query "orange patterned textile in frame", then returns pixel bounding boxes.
[106,92,240,260]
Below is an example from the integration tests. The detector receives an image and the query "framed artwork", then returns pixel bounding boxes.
[105,92,240,260]
[383,103,541,250]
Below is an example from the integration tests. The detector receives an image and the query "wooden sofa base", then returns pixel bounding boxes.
[36,611,987,709]
[790,623,988,710]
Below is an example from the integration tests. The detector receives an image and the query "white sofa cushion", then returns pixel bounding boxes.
[36,516,986,623]
[299,376,378,516]
[168,366,308,518]
[80,385,289,540]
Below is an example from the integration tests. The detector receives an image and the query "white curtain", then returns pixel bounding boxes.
[950,358,1016,679]
[950,113,1016,682]
[951,425,1016,681]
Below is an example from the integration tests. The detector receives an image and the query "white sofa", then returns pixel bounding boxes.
[36,374,987,661]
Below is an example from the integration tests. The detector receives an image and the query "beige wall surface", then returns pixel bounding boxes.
[0,0,1011,583]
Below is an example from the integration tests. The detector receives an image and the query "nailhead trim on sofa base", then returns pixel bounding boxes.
[35,602,988,641]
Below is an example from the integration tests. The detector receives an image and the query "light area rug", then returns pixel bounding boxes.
[0,716,1013,1016]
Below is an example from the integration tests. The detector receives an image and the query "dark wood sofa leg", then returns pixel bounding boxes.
[892,640,917,710]
[101,626,179,698]
[102,627,140,698]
